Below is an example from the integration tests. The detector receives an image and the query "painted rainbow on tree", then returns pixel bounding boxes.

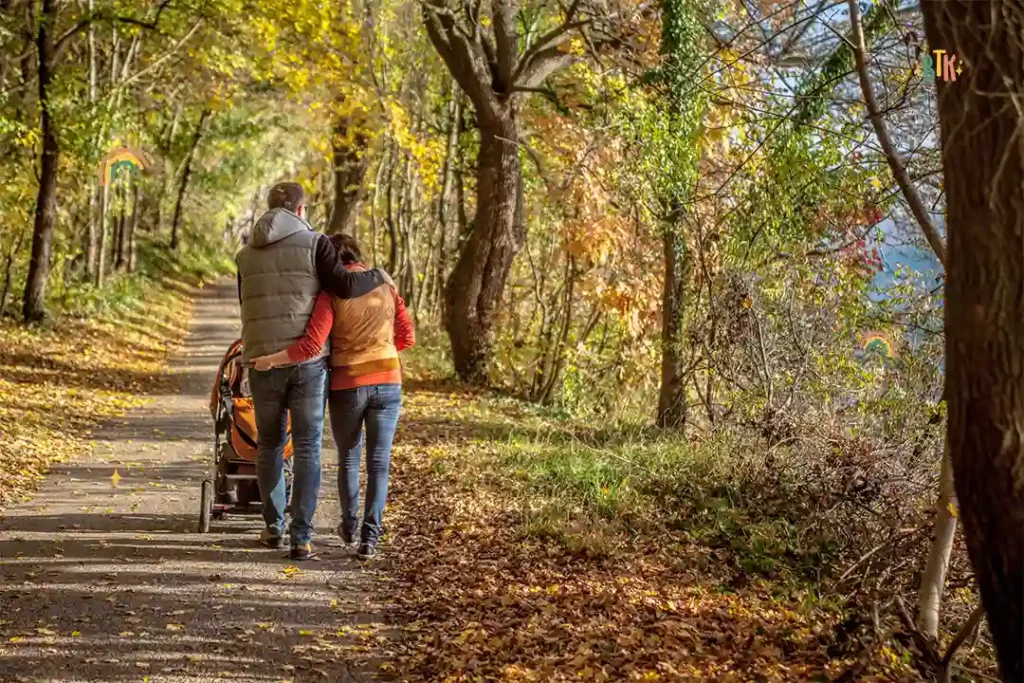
[97,147,146,186]
[861,331,894,358]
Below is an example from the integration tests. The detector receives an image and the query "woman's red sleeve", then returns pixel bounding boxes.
[393,290,416,351]
[286,291,334,363]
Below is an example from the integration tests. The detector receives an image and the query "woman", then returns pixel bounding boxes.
[252,234,414,560]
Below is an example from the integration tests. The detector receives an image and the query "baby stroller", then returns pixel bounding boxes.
[199,338,292,532]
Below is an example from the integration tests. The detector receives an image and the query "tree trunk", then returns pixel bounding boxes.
[658,221,689,428]
[127,181,140,273]
[385,149,400,273]
[170,109,209,251]
[327,114,369,235]
[85,0,98,279]
[96,180,109,287]
[922,3,1023,679]
[22,0,58,323]
[399,160,416,302]
[114,182,127,270]
[154,105,183,234]
[538,257,575,405]
[443,109,523,383]
[433,89,461,318]
[0,232,24,319]
[454,106,471,241]
[917,442,957,641]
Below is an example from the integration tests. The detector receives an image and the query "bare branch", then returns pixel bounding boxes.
[422,1,495,115]
[939,607,986,683]
[115,19,202,92]
[847,0,946,267]
[511,0,584,82]
[517,46,575,89]
[52,0,173,64]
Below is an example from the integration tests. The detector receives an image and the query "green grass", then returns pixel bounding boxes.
[449,408,840,583]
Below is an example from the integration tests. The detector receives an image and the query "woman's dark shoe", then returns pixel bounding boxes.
[357,541,376,561]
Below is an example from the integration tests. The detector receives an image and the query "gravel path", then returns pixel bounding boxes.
[0,280,393,682]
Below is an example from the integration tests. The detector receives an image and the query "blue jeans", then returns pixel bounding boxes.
[329,384,402,544]
[249,357,328,545]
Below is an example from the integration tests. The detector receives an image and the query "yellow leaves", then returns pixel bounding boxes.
[947,501,957,517]
[281,565,302,577]
[386,101,445,195]
[0,281,191,507]
[110,469,122,487]
[165,623,185,631]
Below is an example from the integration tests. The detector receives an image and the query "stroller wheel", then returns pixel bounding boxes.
[198,479,213,533]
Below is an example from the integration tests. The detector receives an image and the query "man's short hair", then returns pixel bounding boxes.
[268,182,304,212]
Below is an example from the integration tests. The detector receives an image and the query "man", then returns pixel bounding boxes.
[236,182,383,560]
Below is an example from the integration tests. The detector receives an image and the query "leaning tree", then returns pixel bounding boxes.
[421,0,625,382]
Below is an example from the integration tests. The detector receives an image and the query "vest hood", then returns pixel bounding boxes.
[250,208,312,248]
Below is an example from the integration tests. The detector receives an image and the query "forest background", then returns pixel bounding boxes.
[1,0,1018,680]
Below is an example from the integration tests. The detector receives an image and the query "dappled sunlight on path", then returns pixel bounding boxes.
[0,281,393,683]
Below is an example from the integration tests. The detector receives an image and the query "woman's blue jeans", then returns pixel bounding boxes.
[328,383,402,544]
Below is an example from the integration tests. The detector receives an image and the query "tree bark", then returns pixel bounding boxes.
[170,108,209,251]
[658,221,689,428]
[327,114,369,235]
[22,0,58,323]
[443,110,524,383]
[921,2,1024,679]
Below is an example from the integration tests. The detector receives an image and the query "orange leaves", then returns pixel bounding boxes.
[378,370,929,682]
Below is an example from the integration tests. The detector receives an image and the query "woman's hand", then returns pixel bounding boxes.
[252,355,276,371]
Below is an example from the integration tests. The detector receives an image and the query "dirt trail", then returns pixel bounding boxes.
[0,280,391,683]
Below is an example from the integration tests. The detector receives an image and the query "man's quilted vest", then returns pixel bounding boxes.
[236,208,327,363]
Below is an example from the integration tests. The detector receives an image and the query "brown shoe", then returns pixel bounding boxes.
[259,528,284,549]
[290,542,317,560]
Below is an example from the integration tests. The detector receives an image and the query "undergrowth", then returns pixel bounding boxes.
[391,335,996,681]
